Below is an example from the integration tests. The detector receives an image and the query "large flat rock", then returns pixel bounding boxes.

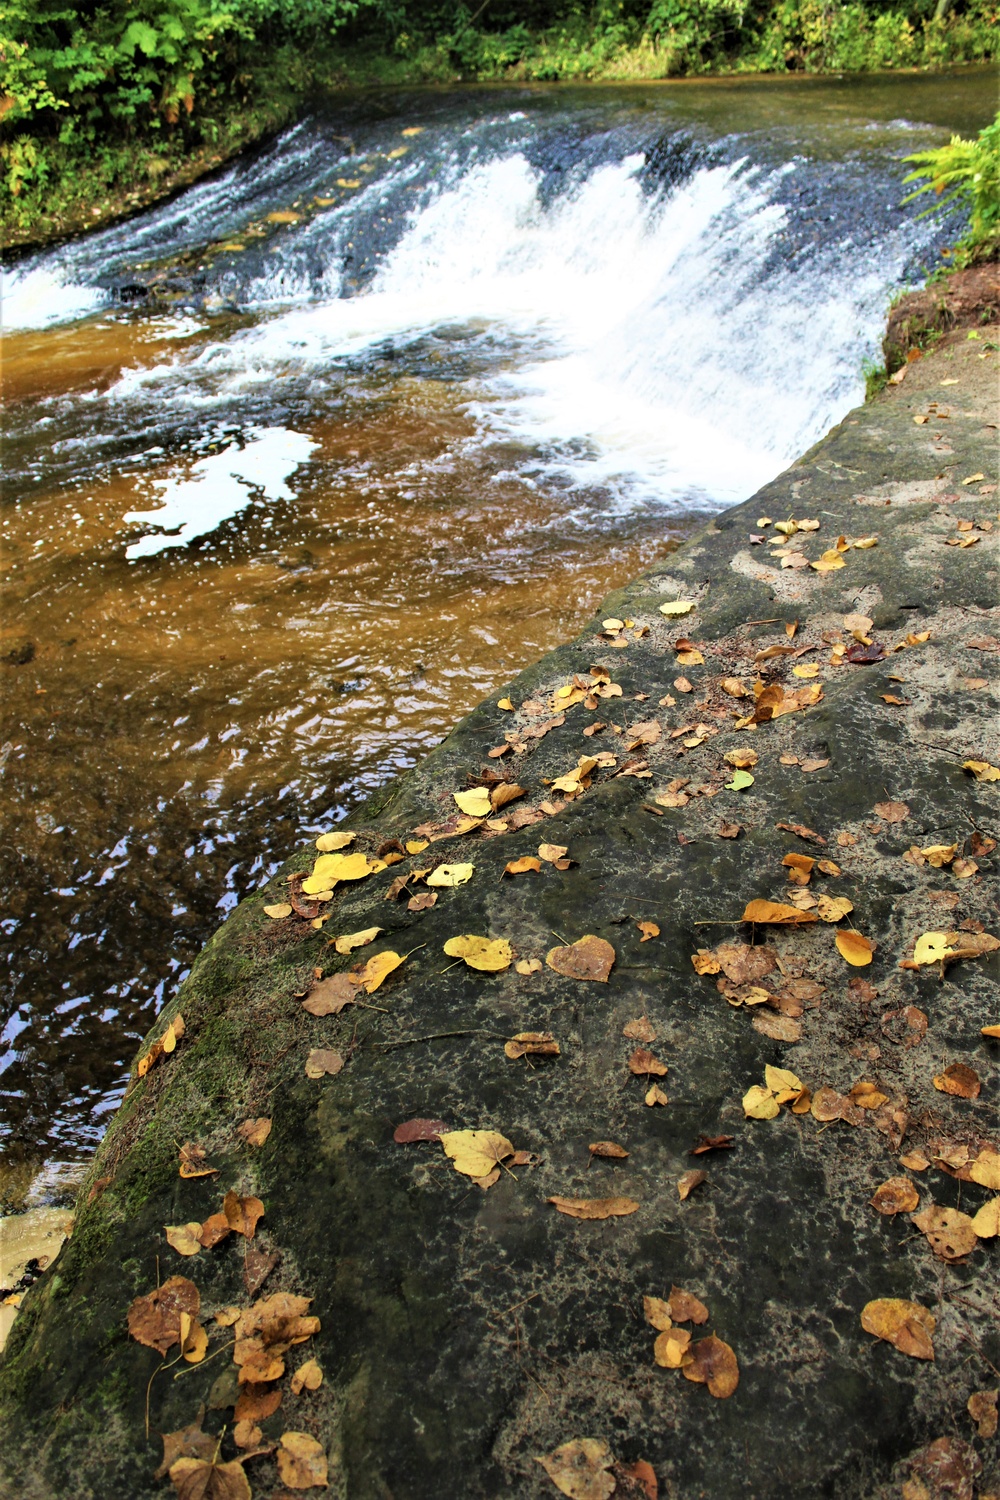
[1,334,997,1500]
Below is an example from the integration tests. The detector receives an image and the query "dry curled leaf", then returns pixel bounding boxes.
[637,921,660,942]
[515,957,543,975]
[548,1196,640,1220]
[546,936,615,982]
[223,1191,265,1241]
[334,926,383,955]
[968,1390,999,1440]
[536,1438,615,1500]
[155,1415,217,1481]
[645,1084,669,1107]
[178,1142,217,1180]
[425,862,474,888]
[682,1335,739,1398]
[667,1287,709,1324]
[504,856,542,876]
[870,1178,919,1215]
[628,1048,667,1078]
[654,1327,692,1368]
[277,1431,328,1490]
[165,1223,203,1258]
[315,831,355,852]
[407,890,437,912]
[816,895,854,923]
[393,1118,449,1144]
[622,1016,656,1042]
[263,903,293,920]
[971,1199,1000,1238]
[742,900,817,925]
[590,1141,629,1160]
[873,800,909,823]
[861,1298,935,1360]
[677,1170,706,1201]
[505,1032,560,1059]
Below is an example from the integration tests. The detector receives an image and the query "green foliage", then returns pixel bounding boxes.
[903,111,1000,266]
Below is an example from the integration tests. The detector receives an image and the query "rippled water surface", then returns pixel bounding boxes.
[1,67,994,1194]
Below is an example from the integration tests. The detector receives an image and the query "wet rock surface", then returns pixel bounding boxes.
[0,333,997,1500]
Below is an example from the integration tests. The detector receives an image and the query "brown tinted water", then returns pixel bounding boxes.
[1,67,994,1196]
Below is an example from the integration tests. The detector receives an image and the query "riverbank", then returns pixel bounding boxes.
[1,293,997,1495]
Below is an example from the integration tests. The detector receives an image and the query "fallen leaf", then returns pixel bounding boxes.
[870,1178,919,1215]
[263,903,293,920]
[963,760,1000,782]
[783,852,814,884]
[718,822,742,839]
[912,1204,978,1261]
[720,678,749,698]
[393,1118,449,1144]
[408,890,437,912]
[682,1335,739,1398]
[237,1118,272,1148]
[912,931,956,966]
[689,1135,733,1156]
[290,1358,323,1394]
[198,1213,231,1250]
[861,1298,935,1359]
[654,1327,692,1368]
[776,821,826,845]
[623,1016,656,1041]
[546,936,615,982]
[515,958,543,975]
[234,1384,282,1422]
[971,1199,1000,1238]
[277,1431,328,1490]
[232,1419,261,1450]
[334,926,383,955]
[674,677,693,693]
[315,831,355,852]
[645,1085,669,1106]
[426,862,474,887]
[637,921,660,942]
[724,749,758,769]
[677,1170,706,1201]
[454,788,493,818]
[165,1223,204,1257]
[590,1141,629,1160]
[128,1276,200,1355]
[644,1295,672,1330]
[504,857,542,876]
[178,1142,217,1180]
[224,1191,265,1240]
[968,1390,999,1440]
[743,1085,779,1120]
[155,1415,217,1480]
[933,1063,980,1099]
[444,935,512,972]
[138,1014,186,1077]
[548,1196,639,1220]
[850,1080,888,1110]
[301,972,357,1016]
[874,801,909,823]
[899,1150,930,1172]
[505,1032,560,1059]
[168,1456,251,1500]
[752,1012,802,1042]
[440,1129,514,1178]
[726,770,754,791]
[659,600,696,616]
[302,850,384,895]
[921,843,957,868]
[836,931,875,967]
[536,1438,615,1500]
[969,1147,1000,1190]
[742,900,817,925]
[242,1247,279,1298]
[629,1048,668,1078]
[305,1048,344,1079]
[355,950,405,993]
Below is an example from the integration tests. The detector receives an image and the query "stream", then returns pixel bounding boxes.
[0,66,993,1205]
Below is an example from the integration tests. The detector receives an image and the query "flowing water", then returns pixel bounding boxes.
[0,67,993,1200]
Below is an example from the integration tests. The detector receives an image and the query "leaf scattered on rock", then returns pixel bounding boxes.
[654,1327,692,1368]
[536,1438,616,1500]
[505,1032,560,1059]
[546,936,615,982]
[968,1390,999,1440]
[628,1048,667,1078]
[690,1134,733,1156]
[165,1223,203,1258]
[128,1276,200,1355]
[971,1199,1000,1238]
[263,903,293,920]
[515,957,543,975]
[816,895,854,923]
[334,926,383,955]
[933,1063,980,1099]
[870,1178,919,1215]
[835,931,874,966]
[742,900,817,925]
[861,1298,935,1360]
[637,921,659,942]
[178,1142,217,1179]
[426,862,475,888]
[677,1170,706,1201]
[589,1141,628,1160]
[444,935,512,972]
[645,1084,669,1107]
[315,831,355,851]
[168,1456,251,1500]
[223,1191,265,1240]
[873,800,909,823]
[394,1118,449,1144]
[304,1048,344,1079]
[290,1358,323,1394]
[504,856,542,876]
[912,1204,979,1261]
[276,1431,328,1490]
[682,1336,739,1398]
[237,1117,272,1148]
[548,1196,639,1220]
[623,1016,656,1041]
[138,1014,186,1078]
[440,1129,514,1179]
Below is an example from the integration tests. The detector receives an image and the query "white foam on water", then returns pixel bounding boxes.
[103,148,923,515]
[123,427,318,559]
[2,265,107,331]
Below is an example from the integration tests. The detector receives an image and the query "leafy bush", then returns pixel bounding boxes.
[903,111,1000,266]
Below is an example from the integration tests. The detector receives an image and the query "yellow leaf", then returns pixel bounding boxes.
[355,950,404,993]
[538,843,569,863]
[504,856,541,876]
[516,958,543,975]
[676,649,704,666]
[302,850,383,894]
[165,1223,203,1257]
[969,1148,1000,1191]
[764,1065,802,1093]
[963,759,1000,782]
[426,862,474,887]
[654,1328,693,1368]
[401,125,424,136]
[277,1432,328,1490]
[816,895,853,923]
[440,1129,514,1177]
[912,931,956,966]
[835,930,874,966]
[724,749,757,768]
[406,839,429,854]
[743,1085,779,1119]
[547,1196,639,1219]
[337,176,362,187]
[290,1358,323,1394]
[971,1198,1000,1238]
[263,903,292,919]
[920,843,957,868]
[852,536,878,549]
[811,551,846,572]
[334,926,383,955]
[645,1084,669,1106]
[497,698,514,710]
[860,1298,935,1359]
[267,210,299,223]
[443,935,512,972]
[659,600,695,616]
[454,787,492,817]
[792,663,819,678]
[643,1295,672,1330]
[742,900,817,925]
[536,1439,615,1500]
[315,831,355,851]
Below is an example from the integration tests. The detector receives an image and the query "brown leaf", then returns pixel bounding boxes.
[643,1295,673,1330]
[718,822,742,839]
[290,1358,323,1395]
[933,1063,980,1099]
[645,1084,669,1106]
[628,1048,667,1078]
[713,942,777,984]
[128,1276,200,1355]
[198,1213,231,1250]
[393,1118,449,1144]
[178,1142,217,1180]
[775,821,827,845]
[232,1419,261,1450]
[168,1457,252,1500]
[155,1413,217,1480]
[870,1177,919,1215]
[637,921,660,942]
[613,1459,658,1500]
[301,972,357,1017]
[165,1223,204,1258]
[491,782,526,811]
[243,1247,279,1298]
[861,1298,935,1359]
[667,1287,710,1324]
[237,1118,272,1148]
[505,1031,560,1059]
[536,1438,615,1500]
[874,800,909,823]
[407,890,438,912]
[547,1196,640,1220]
[968,1389,998,1440]
[234,1384,282,1422]
[546,936,615,982]
[589,1141,629,1160]
[677,1170,706,1201]
[751,1012,802,1043]
[653,1327,692,1368]
[907,1436,980,1500]
[690,1134,733,1156]
[682,1335,739,1398]
[276,1431,328,1490]
[783,852,815,884]
[622,1016,656,1042]
[223,1191,265,1241]
[742,900,817,925]
[305,1048,344,1079]
[912,1204,979,1262]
